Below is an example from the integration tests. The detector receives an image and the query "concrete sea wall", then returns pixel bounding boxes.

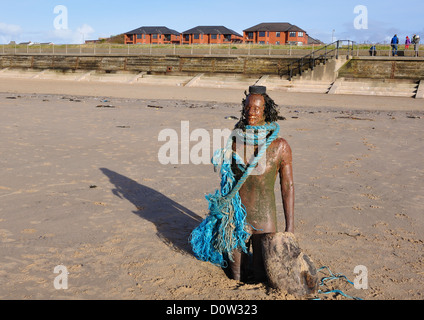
[1,54,423,80]
[338,57,424,80]
[0,54,298,76]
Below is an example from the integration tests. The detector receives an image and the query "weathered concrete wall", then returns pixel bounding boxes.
[338,57,424,80]
[2,55,423,80]
[0,54,298,76]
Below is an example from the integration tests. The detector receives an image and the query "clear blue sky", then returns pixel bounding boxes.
[1,0,423,44]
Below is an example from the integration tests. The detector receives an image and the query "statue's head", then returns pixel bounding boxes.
[235,86,279,129]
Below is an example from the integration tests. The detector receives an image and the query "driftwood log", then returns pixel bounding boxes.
[261,232,319,297]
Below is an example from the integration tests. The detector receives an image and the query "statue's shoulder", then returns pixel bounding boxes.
[273,137,292,151]
[272,137,292,165]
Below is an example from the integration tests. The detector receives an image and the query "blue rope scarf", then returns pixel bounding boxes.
[190,122,280,267]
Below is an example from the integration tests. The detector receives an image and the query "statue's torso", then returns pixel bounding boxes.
[232,139,282,234]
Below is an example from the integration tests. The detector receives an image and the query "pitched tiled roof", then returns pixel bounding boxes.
[308,36,324,45]
[126,26,180,36]
[181,26,242,37]
[243,23,306,33]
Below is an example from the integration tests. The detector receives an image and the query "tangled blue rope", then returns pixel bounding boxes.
[190,123,280,267]
[313,266,363,300]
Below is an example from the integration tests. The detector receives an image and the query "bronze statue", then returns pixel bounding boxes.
[228,85,294,282]
[191,86,318,296]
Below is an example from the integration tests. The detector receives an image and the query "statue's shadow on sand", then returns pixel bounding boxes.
[100,168,203,256]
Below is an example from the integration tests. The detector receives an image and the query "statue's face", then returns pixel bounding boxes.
[243,94,266,126]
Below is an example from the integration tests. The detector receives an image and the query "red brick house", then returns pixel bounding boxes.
[124,26,181,44]
[243,23,309,45]
[181,26,243,45]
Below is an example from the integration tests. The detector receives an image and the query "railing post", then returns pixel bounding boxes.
[347,40,352,58]
[311,46,314,70]
[324,45,327,63]
[299,58,302,76]
[336,40,339,59]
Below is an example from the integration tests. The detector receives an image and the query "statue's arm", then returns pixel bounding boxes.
[279,140,295,233]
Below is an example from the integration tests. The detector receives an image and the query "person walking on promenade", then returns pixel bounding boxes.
[412,34,420,57]
[391,34,399,56]
[405,36,411,50]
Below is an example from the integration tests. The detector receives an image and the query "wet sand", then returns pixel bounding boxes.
[0,81,423,300]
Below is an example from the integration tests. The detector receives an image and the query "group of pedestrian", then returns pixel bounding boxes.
[391,34,420,57]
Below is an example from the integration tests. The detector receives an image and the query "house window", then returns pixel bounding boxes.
[289,32,296,37]
[211,34,217,39]
[247,32,253,39]
[259,31,266,37]
[276,32,280,37]
[298,32,304,37]
[184,35,189,41]
[137,34,142,39]
[194,34,199,39]
[152,34,158,39]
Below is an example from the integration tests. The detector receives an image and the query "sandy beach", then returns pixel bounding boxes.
[0,79,423,300]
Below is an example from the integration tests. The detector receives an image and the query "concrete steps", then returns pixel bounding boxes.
[0,68,41,79]
[132,74,193,86]
[330,78,419,97]
[258,75,333,93]
[286,81,333,93]
[291,56,348,82]
[0,66,421,98]
[37,70,92,81]
[189,74,259,89]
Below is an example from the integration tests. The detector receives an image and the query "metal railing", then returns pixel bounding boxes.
[0,42,348,57]
[0,41,420,59]
[286,40,355,80]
